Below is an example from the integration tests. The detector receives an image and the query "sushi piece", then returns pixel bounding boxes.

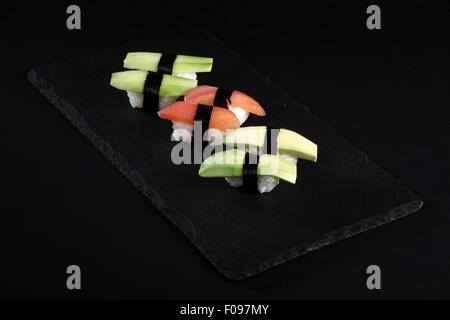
[123,52,213,80]
[222,126,317,193]
[184,86,266,125]
[199,149,297,194]
[223,126,317,162]
[157,101,240,144]
[110,70,198,110]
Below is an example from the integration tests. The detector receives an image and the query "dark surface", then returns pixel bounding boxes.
[28,24,422,280]
[1,1,449,298]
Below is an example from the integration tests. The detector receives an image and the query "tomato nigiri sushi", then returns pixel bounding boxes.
[184,85,266,125]
[157,101,240,145]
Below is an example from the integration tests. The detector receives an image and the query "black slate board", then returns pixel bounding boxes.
[28,24,422,280]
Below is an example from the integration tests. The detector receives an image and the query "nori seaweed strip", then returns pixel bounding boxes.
[194,104,213,152]
[241,127,279,190]
[213,87,233,108]
[194,104,213,126]
[143,71,163,109]
[263,127,280,155]
[157,53,177,74]
[242,152,259,190]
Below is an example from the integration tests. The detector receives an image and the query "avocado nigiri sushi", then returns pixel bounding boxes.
[208,126,318,193]
[224,126,318,162]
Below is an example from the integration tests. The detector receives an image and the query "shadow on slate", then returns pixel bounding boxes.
[27,24,423,280]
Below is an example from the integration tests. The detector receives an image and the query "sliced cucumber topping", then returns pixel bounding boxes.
[111,70,148,93]
[110,70,198,97]
[223,126,318,162]
[123,52,213,73]
[124,52,161,72]
[160,75,198,97]
[199,149,297,184]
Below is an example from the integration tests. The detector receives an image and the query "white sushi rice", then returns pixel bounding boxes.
[171,122,194,142]
[171,122,224,146]
[127,91,144,109]
[125,72,196,110]
[159,96,179,109]
[126,91,178,110]
[224,176,280,194]
[228,106,250,125]
[225,152,298,194]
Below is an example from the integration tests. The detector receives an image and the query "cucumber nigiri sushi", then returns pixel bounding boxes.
[157,101,240,145]
[123,52,213,80]
[219,126,318,193]
[110,70,198,110]
[184,85,266,125]
[199,149,297,194]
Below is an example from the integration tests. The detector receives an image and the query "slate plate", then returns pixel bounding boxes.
[28,24,422,280]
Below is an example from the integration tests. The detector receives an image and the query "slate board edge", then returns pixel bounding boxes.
[27,68,424,280]
[27,18,425,277]
[26,23,425,280]
[27,69,238,279]
[195,24,426,204]
[229,199,423,280]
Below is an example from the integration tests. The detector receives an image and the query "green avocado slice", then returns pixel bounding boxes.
[223,126,317,162]
[199,149,297,184]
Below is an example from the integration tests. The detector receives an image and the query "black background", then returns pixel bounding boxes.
[1,1,449,299]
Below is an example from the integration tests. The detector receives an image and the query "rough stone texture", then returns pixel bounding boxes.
[27,25,422,280]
